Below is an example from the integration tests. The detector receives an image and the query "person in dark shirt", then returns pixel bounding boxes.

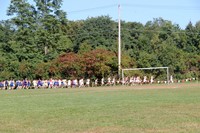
[10,80,15,90]
[5,80,9,90]
[37,79,43,88]
[23,79,28,89]
[0,82,4,90]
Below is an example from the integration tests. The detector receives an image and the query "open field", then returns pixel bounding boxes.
[0,83,200,133]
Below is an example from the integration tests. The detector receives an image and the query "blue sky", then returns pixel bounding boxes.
[0,0,199,29]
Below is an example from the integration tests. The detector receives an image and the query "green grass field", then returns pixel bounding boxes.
[0,83,200,133]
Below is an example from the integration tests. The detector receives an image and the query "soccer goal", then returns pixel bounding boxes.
[122,67,169,83]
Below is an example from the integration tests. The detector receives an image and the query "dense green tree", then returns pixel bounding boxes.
[0,0,199,80]
[7,0,42,62]
[121,21,144,58]
[74,16,117,52]
[185,21,198,53]
[195,21,200,53]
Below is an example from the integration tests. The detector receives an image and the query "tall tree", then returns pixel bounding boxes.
[34,0,72,59]
[185,21,198,53]
[74,16,117,52]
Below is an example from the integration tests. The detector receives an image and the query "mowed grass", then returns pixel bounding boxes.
[0,83,200,133]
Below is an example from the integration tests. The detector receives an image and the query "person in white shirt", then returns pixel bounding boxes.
[86,78,90,87]
[170,75,174,83]
[150,76,154,84]
[79,78,84,88]
[67,79,71,88]
[101,78,104,86]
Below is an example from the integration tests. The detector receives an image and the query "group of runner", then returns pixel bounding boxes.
[0,76,156,90]
[0,78,96,90]
[0,78,88,90]
[0,75,196,90]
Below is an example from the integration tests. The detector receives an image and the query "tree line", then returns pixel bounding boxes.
[0,0,199,80]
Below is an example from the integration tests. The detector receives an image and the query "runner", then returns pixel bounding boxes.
[101,78,104,86]
[67,79,72,88]
[86,78,90,87]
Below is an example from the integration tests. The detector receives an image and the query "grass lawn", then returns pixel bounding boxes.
[0,83,200,133]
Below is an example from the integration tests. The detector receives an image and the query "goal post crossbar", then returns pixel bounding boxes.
[122,67,169,83]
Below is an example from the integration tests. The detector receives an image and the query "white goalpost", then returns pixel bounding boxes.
[122,67,169,84]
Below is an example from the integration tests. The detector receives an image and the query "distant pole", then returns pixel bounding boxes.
[118,4,121,78]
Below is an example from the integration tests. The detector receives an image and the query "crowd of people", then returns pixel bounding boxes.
[0,75,197,90]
